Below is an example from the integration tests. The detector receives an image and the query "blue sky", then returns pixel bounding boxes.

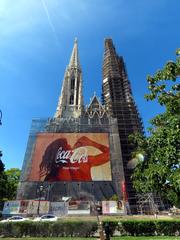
[0,0,179,170]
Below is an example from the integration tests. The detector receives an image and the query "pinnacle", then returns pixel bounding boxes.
[69,38,81,69]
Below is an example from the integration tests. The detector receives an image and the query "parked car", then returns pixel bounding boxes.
[1,216,30,222]
[33,214,58,222]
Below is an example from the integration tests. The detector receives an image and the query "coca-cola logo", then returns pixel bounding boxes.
[55,147,88,164]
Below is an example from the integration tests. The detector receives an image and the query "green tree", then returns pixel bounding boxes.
[109,194,119,201]
[0,159,8,202]
[131,49,180,207]
[5,168,21,200]
[0,157,4,174]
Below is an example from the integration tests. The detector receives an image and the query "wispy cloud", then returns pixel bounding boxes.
[40,0,60,47]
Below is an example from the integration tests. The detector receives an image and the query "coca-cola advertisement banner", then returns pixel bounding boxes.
[28,133,111,181]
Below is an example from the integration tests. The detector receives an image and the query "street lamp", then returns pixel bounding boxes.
[37,184,44,216]
[79,191,105,240]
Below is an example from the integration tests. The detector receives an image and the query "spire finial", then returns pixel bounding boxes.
[69,39,81,69]
[74,37,78,43]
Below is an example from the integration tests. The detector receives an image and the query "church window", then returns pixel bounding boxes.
[76,79,80,105]
[71,77,75,90]
[69,95,74,105]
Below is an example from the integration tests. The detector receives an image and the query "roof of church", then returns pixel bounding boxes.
[88,93,104,110]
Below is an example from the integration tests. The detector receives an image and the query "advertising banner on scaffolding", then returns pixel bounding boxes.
[2,201,20,215]
[27,200,49,215]
[102,201,125,214]
[49,202,68,216]
[28,133,111,181]
[68,200,90,215]
[19,200,29,214]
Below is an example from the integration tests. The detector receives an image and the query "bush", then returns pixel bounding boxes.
[0,221,98,238]
[155,220,180,236]
[102,221,117,236]
[0,219,179,237]
[121,220,156,236]
[103,220,180,236]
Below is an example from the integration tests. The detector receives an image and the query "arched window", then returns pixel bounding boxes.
[69,95,74,105]
[71,77,75,90]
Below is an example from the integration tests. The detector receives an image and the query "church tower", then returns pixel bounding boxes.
[102,39,143,210]
[55,38,83,119]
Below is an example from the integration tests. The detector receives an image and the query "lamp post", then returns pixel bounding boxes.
[37,184,44,216]
[47,183,53,201]
[79,191,105,240]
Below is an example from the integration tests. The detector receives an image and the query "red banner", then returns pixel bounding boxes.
[121,181,128,202]
[28,133,111,181]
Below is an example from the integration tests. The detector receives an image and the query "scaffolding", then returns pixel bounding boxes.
[102,39,144,212]
[17,96,126,203]
[136,193,165,215]
[17,39,144,214]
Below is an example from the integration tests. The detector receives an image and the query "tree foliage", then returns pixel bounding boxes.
[0,162,21,201]
[5,168,21,200]
[131,49,180,207]
[0,160,8,201]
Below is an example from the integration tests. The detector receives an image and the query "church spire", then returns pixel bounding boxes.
[69,38,81,69]
[54,39,84,118]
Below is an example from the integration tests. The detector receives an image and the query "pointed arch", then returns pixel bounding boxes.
[69,95,74,105]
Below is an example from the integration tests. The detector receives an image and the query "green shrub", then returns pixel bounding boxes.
[121,220,156,236]
[51,221,65,237]
[103,221,117,236]
[0,219,179,237]
[155,220,180,236]
[120,220,180,236]
[0,221,98,238]
[103,220,180,236]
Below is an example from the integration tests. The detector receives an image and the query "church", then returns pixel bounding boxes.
[17,38,143,212]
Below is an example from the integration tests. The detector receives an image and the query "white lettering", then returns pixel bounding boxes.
[70,147,88,163]
[55,147,88,164]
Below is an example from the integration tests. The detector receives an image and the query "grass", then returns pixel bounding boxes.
[62,214,180,222]
[1,237,180,240]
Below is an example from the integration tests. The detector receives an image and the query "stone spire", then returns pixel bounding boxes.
[54,39,84,118]
[69,38,81,69]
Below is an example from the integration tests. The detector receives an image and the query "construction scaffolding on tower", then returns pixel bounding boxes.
[102,39,144,213]
[17,96,126,204]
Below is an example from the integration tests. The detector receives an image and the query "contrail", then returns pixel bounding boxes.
[40,0,60,46]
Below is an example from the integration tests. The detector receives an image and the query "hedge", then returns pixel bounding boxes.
[0,221,98,238]
[0,220,179,237]
[103,220,180,236]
